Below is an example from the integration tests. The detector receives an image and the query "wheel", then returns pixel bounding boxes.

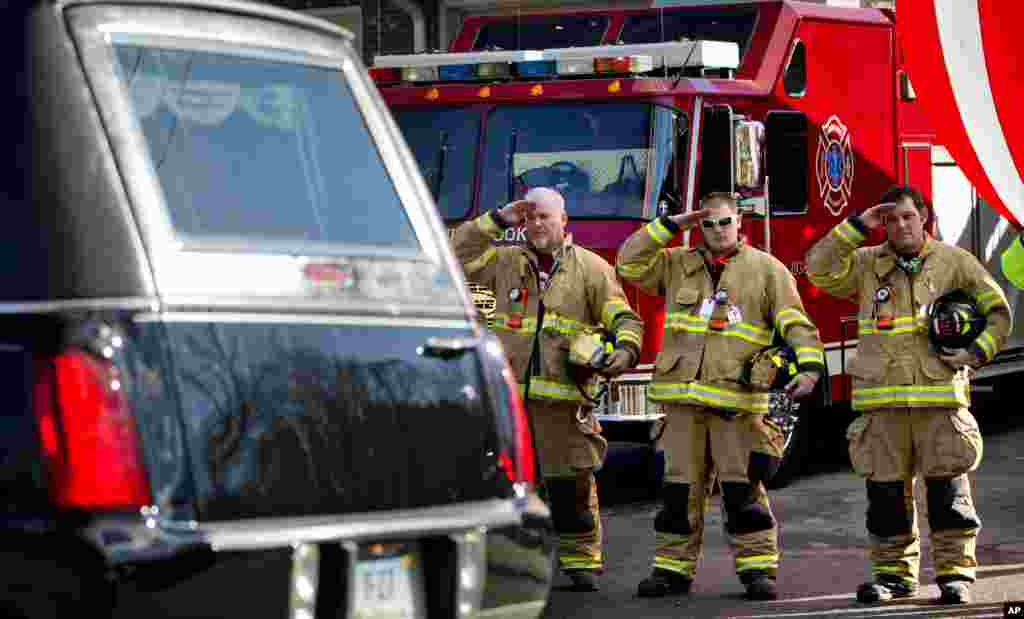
[764,391,810,489]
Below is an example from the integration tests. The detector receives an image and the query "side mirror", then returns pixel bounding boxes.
[734,120,766,191]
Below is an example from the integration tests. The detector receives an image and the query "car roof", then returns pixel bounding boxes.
[43,0,354,42]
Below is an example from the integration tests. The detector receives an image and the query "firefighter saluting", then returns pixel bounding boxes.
[617,192,825,601]
[806,185,1012,605]
[451,187,643,592]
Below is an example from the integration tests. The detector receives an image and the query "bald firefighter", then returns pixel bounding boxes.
[806,185,1012,605]
[452,187,643,592]
[617,192,824,601]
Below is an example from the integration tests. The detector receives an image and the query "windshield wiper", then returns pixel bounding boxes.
[432,130,449,201]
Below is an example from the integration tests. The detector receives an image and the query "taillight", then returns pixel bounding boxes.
[33,349,152,510]
[501,363,536,488]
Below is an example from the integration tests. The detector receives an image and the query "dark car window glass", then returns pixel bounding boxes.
[394,107,480,220]
[472,15,609,51]
[618,9,757,59]
[479,104,683,219]
[766,111,808,214]
[113,45,419,250]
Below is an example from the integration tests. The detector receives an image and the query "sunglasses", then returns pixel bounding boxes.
[701,216,734,229]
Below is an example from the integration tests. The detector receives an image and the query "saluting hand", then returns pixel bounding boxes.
[783,371,819,400]
[859,202,898,229]
[498,200,531,226]
[667,208,711,230]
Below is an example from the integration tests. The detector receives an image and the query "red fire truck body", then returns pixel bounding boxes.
[370,0,1022,482]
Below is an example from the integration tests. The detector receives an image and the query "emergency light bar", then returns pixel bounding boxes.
[371,40,739,84]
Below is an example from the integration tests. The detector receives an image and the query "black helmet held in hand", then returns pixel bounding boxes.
[927,289,986,354]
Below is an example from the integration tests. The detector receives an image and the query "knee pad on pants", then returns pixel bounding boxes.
[926,476,981,531]
[866,480,912,538]
[654,482,691,535]
[720,481,774,535]
[545,477,596,533]
[749,451,781,486]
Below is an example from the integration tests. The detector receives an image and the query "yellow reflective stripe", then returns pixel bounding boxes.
[795,347,824,364]
[735,554,779,572]
[646,219,674,245]
[653,556,696,576]
[602,298,631,329]
[648,382,770,413]
[975,289,1007,314]
[724,322,774,346]
[560,557,603,570]
[655,532,689,546]
[776,308,814,333]
[463,246,497,276]
[616,329,643,349]
[491,314,538,334]
[936,565,976,580]
[852,384,966,410]
[664,314,772,345]
[618,253,661,278]
[541,311,592,336]
[665,313,708,332]
[871,564,915,579]
[834,220,865,247]
[479,211,502,238]
[529,379,586,401]
[858,316,919,336]
[975,330,996,360]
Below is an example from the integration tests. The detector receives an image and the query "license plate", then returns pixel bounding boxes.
[352,544,425,619]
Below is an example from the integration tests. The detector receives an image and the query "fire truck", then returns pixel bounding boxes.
[368,0,1024,488]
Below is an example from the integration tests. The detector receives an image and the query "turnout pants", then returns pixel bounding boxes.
[846,407,984,585]
[652,404,784,583]
[529,399,608,572]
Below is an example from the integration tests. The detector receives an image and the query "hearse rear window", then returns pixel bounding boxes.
[113,45,419,251]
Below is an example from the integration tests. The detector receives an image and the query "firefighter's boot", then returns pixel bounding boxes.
[641,482,696,597]
[856,575,920,603]
[938,581,971,604]
[546,472,603,590]
[636,568,693,598]
[743,572,778,601]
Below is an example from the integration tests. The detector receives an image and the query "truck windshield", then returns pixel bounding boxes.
[113,44,420,252]
[481,103,683,220]
[395,103,684,221]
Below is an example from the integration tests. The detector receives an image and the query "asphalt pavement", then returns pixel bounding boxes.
[543,404,1024,619]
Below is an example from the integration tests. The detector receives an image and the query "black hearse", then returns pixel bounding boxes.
[0,1,553,616]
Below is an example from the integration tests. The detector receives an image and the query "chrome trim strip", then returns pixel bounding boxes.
[683,96,703,247]
[137,311,472,329]
[84,495,543,565]
[63,0,355,42]
[0,298,159,314]
[200,498,521,552]
[476,601,547,619]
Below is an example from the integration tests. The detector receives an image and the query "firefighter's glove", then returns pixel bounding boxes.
[939,347,984,370]
[783,371,818,400]
[601,347,635,377]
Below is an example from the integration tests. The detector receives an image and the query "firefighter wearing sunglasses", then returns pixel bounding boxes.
[617,192,824,601]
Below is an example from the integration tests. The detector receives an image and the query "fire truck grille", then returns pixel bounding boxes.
[469,283,496,327]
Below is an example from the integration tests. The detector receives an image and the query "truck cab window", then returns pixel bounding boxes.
[766,111,808,215]
[784,40,806,97]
